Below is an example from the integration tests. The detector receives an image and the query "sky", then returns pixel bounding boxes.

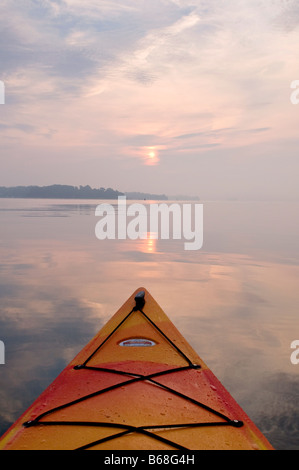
[0,0,299,200]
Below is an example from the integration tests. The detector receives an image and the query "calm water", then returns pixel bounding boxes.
[0,198,298,449]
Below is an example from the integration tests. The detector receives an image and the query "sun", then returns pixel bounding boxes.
[145,147,159,165]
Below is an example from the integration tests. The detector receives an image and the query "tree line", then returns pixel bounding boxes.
[0,185,168,200]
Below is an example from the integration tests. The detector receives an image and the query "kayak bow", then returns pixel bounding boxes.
[0,288,273,450]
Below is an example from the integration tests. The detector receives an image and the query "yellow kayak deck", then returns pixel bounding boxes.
[0,288,273,450]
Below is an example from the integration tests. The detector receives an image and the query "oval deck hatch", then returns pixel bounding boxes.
[119,338,156,347]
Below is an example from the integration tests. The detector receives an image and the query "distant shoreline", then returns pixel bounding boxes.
[0,185,168,201]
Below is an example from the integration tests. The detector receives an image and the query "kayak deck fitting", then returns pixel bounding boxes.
[0,288,273,450]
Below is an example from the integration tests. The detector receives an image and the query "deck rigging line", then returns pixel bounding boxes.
[23,291,243,450]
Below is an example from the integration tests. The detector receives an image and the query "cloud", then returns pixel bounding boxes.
[1,0,299,199]
[52,0,138,18]
[271,0,299,32]
[0,123,36,133]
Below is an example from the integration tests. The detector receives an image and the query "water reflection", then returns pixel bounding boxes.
[145,232,157,253]
[137,232,158,254]
[0,199,299,449]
